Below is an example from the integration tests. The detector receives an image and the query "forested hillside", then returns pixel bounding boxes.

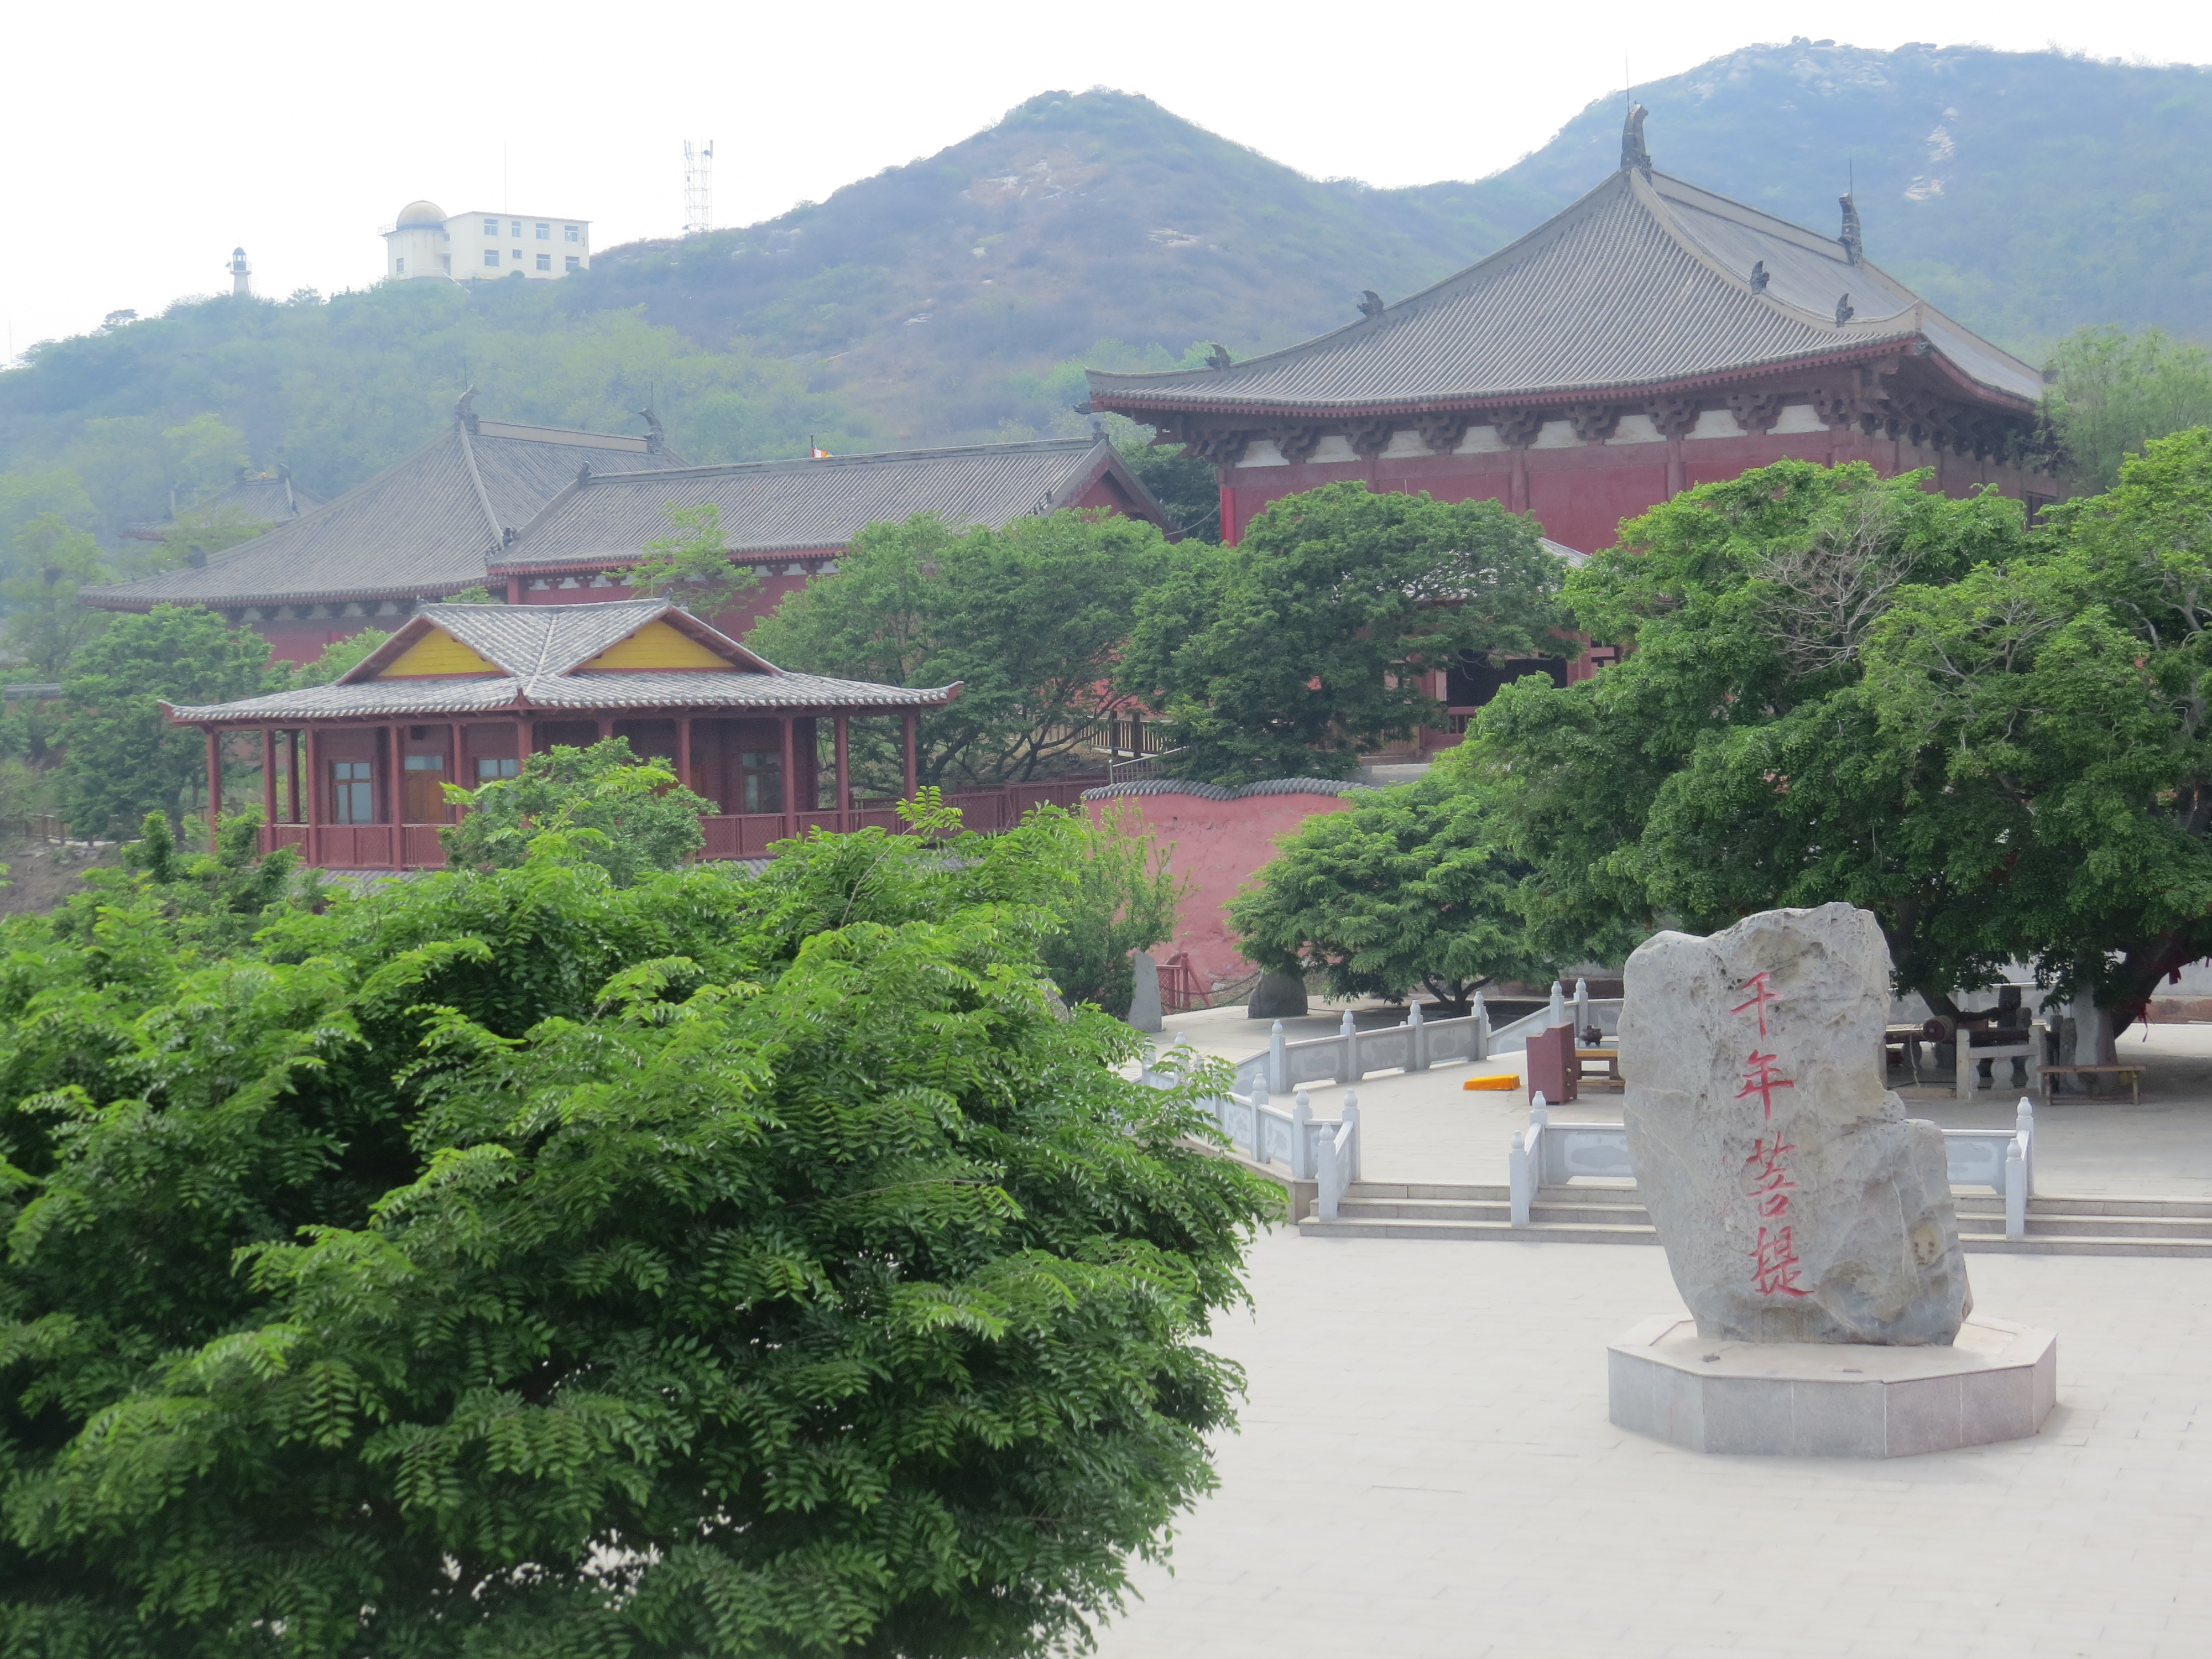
[3,39,2209,538]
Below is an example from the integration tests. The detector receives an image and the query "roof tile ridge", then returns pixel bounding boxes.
[1628,169,1875,339]
[454,421,505,550]
[1088,171,1642,392]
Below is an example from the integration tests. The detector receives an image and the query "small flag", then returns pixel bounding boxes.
[808,434,831,459]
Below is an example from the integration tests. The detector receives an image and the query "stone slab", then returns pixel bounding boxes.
[1608,1312,2057,1456]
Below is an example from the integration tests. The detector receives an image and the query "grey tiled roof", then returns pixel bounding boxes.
[494,437,1150,571]
[1080,778,1370,803]
[1087,169,2042,415]
[88,418,684,611]
[163,599,956,724]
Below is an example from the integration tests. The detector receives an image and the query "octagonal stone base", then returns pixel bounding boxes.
[1609,1314,2057,1457]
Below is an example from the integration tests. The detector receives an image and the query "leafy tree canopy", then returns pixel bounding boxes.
[748,508,1173,787]
[1227,776,1557,1009]
[2043,326,2212,489]
[1449,446,2212,1035]
[56,604,281,836]
[1034,801,1186,1018]
[1122,484,1569,785]
[440,737,719,885]
[0,787,1272,1656]
[621,502,761,623]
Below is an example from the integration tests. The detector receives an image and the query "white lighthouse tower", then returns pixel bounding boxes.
[227,247,252,296]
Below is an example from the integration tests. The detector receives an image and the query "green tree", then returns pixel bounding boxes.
[439,737,718,884]
[0,803,1271,1656]
[2043,326,2212,489]
[749,508,1174,787]
[1117,436,1220,542]
[1444,457,2047,1011]
[0,467,95,548]
[1227,776,1554,1009]
[621,502,761,621]
[150,499,275,572]
[0,513,112,676]
[1122,484,1570,785]
[56,605,279,837]
[1036,801,1188,1016]
[290,627,390,688]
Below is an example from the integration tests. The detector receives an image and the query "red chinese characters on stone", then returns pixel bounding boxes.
[1733,973,1806,1297]
[1745,1136,1796,1219]
[1734,1047,1795,1120]
[1752,1225,1811,1297]
[1730,969,1780,1035]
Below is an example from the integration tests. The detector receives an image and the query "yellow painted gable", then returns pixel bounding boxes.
[577,619,735,672]
[378,628,497,677]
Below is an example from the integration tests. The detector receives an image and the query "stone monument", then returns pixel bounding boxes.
[1126,951,1163,1034]
[1607,903,2056,1456]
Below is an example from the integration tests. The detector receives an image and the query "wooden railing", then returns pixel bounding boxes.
[257,778,1108,870]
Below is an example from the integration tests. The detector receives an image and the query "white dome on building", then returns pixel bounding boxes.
[395,200,446,228]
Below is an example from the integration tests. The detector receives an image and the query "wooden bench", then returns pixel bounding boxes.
[2039,1063,2143,1105]
[1575,1048,1624,1092]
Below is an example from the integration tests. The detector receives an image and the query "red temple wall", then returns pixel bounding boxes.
[1219,429,2056,556]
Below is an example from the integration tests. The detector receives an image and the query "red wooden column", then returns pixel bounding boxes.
[260,729,276,833]
[205,728,222,850]
[779,714,796,833]
[382,724,398,866]
[676,717,693,795]
[285,731,300,824]
[448,722,463,824]
[833,714,851,821]
[305,727,322,865]
[516,719,531,773]
[902,711,918,801]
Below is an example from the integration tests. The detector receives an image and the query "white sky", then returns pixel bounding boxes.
[4,0,2208,362]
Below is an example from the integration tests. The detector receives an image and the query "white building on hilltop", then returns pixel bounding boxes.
[382,201,591,283]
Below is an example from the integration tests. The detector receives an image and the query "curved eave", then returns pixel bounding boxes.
[160,680,965,728]
[1090,338,1949,423]
[492,545,847,577]
[81,577,488,615]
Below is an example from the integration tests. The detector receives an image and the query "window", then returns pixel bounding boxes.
[394,257,405,274]
[565,255,580,272]
[483,250,500,268]
[401,753,446,823]
[739,752,784,814]
[511,220,523,237]
[564,225,580,242]
[535,223,550,238]
[330,760,373,824]
[535,253,551,271]
[510,248,523,261]
[483,218,499,236]
[477,757,521,781]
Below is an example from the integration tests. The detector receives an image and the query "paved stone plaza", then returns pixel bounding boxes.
[1093,1234,2212,1659]
[1098,1008,2212,1656]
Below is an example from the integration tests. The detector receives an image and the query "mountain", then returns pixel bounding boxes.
[4,41,2210,529]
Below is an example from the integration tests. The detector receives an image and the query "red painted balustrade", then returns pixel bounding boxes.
[257,779,1106,871]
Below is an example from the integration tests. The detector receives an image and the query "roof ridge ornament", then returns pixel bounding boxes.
[1749,260,1769,294]
[1621,103,1652,173]
[1357,291,1385,321]
[455,385,479,434]
[637,405,666,453]
[1835,292,1855,326]
[1205,343,1232,370]
[1839,192,1864,265]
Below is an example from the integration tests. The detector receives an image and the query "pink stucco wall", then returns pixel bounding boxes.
[1087,785,1358,988]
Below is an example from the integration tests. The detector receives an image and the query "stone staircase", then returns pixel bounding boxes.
[1298,1181,2212,1256]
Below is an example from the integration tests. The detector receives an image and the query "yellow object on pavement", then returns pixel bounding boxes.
[1462,1074,1520,1091]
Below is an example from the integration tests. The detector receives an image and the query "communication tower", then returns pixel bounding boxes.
[684,140,714,236]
